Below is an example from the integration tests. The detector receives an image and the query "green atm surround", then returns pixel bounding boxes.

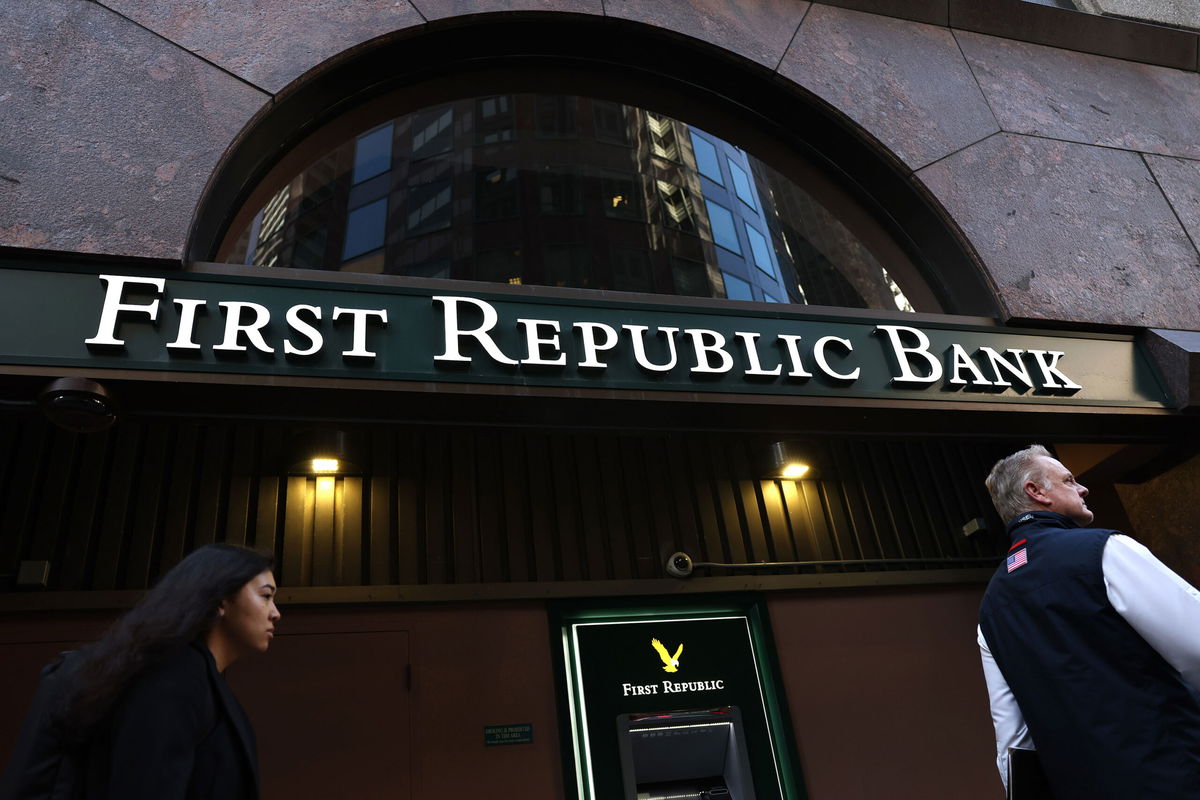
[550,595,807,800]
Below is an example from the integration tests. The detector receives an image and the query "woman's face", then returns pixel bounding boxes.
[219,570,281,655]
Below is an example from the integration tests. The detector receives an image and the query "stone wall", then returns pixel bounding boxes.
[4,0,1200,329]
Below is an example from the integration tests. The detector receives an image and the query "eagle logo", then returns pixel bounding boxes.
[651,638,683,673]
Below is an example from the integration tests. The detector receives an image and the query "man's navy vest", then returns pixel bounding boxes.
[979,511,1200,800]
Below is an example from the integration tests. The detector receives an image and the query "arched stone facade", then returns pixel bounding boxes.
[5,1,1200,328]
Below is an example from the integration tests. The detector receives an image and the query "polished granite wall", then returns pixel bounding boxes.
[3,0,1200,329]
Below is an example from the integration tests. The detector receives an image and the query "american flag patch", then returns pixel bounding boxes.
[1007,548,1028,573]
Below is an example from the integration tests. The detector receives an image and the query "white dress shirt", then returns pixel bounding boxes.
[978,534,1200,791]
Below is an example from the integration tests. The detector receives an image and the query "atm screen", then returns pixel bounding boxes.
[617,707,755,800]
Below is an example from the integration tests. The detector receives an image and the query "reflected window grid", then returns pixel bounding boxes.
[647,113,680,162]
[690,132,723,186]
[406,181,452,236]
[658,180,697,234]
[352,124,393,185]
[342,197,388,260]
[411,107,454,160]
[744,223,777,280]
[722,271,753,302]
[222,93,929,313]
[728,160,757,212]
[704,199,741,255]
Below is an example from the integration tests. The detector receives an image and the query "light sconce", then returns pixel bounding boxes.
[287,429,363,476]
[767,440,819,481]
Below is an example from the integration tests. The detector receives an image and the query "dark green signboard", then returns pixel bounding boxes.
[0,261,1168,409]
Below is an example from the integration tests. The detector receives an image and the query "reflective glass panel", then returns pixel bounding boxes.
[728,160,757,211]
[690,132,723,185]
[744,224,775,278]
[352,125,393,185]
[706,200,740,255]
[219,93,927,312]
[342,198,387,259]
[723,272,752,301]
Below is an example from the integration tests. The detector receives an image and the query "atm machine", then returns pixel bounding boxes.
[556,602,801,800]
[618,707,755,800]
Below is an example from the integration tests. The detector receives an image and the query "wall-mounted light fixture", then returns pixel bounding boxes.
[38,378,116,432]
[766,441,819,480]
[961,518,988,538]
[287,429,364,476]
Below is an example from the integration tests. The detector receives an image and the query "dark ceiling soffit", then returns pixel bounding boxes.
[0,568,997,612]
[184,14,1000,318]
[1143,329,1200,411]
[820,0,1199,72]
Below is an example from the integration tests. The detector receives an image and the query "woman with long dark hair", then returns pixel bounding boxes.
[1,543,280,800]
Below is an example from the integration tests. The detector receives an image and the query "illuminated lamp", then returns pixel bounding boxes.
[767,441,819,481]
[287,429,363,475]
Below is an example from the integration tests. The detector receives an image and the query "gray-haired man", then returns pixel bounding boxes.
[978,444,1200,799]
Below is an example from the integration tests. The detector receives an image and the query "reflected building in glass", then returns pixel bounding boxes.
[222,95,915,313]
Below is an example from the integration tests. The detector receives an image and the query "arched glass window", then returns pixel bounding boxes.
[218,94,921,312]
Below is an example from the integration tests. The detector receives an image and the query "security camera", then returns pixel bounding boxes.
[38,378,116,433]
[665,552,694,578]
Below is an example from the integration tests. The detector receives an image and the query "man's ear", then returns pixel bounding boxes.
[1024,480,1048,507]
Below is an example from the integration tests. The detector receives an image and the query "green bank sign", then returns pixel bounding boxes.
[0,265,1167,408]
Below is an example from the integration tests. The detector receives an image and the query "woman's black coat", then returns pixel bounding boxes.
[1,643,259,800]
[98,642,259,799]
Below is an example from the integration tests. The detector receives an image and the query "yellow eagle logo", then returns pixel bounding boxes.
[651,638,683,673]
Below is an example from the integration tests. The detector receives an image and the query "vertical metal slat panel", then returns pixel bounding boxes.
[642,436,678,571]
[549,434,583,582]
[524,434,559,582]
[222,425,257,547]
[339,476,363,585]
[473,432,505,583]
[664,436,704,567]
[574,435,612,582]
[885,442,939,561]
[282,475,311,586]
[126,424,170,589]
[759,479,795,563]
[369,431,397,585]
[685,437,727,571]
[29,428,77,577]
[93,422,142,590]
[596,435,634,580]
[310,476,336,586]
[824,442,868,561]
[858,440,907,559]
[423,430,450,584]
[160,425,201,572]
[836,441,884,561]
[59,430,111,590]
[253,427,284,557]
[394,429,421,585]
[729,440,771,564]
[907,442,955,559]
[192,424,229,549]
[709,439,747,568]
[450,430,480,584]
[619,436,657,579]
[499,430,532,583]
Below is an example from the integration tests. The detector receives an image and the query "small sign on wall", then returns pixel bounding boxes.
[484,723,533,746]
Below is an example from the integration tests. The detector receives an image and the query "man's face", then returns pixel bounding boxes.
[1030,456,1093,525]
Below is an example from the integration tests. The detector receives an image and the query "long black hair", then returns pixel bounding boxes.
[56,543,273,740]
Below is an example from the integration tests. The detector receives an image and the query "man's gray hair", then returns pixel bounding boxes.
[986,444,1052,523]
